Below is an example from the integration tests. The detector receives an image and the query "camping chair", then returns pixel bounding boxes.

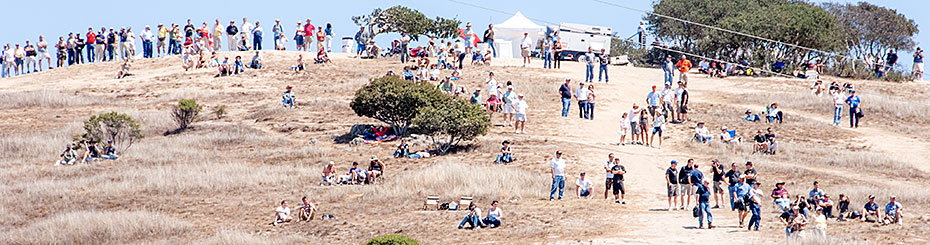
[424,195,440,210]
[459,196,473,210]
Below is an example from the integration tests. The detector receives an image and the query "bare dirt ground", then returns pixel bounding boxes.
[1,51,928,244]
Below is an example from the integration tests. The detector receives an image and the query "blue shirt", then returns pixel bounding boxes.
[735,182,751,197]
[915,53,923,63]
[809,189,824,198]
[325,27,332,36]
[689,169,704,186]
[846,95,860,107]
[885,202,901,216]
[696,184,710,203]
[864,201,879,212]
[647,92,661,106]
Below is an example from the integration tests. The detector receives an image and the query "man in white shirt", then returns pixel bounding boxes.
[241,18,254,50]
[661,84,676,121]
[550,151,566,200]
[485,72,498,98]
[575,82,589,119]
[576,172,593,198]
[831,89,844,126]
[603,153,617,199]
[514,94,528,134]
[502,86,517,126]
[140,26,154,58]
[273,200,292,225]
[694,121,711,144]
[520,32,532,67]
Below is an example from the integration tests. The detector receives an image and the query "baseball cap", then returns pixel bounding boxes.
[671,160,678,164]
[868,195,875,199]
[652,85,656,89]
[328,161,334,165]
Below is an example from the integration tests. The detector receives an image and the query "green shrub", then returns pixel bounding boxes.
[412,98,490,154]
[214,105,227,119]
[365,234,419,245]
[350,76,445,136]
[172,99,202,130]
[77,111,143,153]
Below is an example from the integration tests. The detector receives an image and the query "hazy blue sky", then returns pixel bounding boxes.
[1,0,925,69]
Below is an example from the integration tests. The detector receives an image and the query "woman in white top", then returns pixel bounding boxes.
[482,201,503,228]
[618,112,630,145]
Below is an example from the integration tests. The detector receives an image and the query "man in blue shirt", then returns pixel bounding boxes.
[696,180,713,229]
[747,182,762,231]
[559,79,572,117]
[662,56,674,86]
[845,90,861,128]
[884,196,903,224]
[735,176,751,226]
[584,47,595,82]
[860,195,880,222]
[272,19,283,46]
[646,85,662,117]
[598,48,609,83]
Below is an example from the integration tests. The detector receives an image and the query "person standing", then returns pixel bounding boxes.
[140,26,154,58]
[912,47,923,81]
[463,22,475,55]
[598,48,609,83]
[724,163,741,211]
[303,19,315,52]
[677,82,690,122]
[584,47,594,82]
[542,36,552,69]
[85,27,96,63]
[324,23,333,53]
[662,56,674,86]
[586,84,596,120]
[354,26,367,57]
[845,90,861,128]
[559,79,572,117]
[520,33,532,67]
[36,36,52,71]
[252,21,263,50]
[240,18,254,50]
[157,24,167,56]
[831,88,844,126]
[603,154,617,199]
[575,82,589,119]
[553,32,562,69]
[502,86,516,127]
[483,24,495,57]
[226,20,239,52]
[399,32,410,63]
[610,158,627,204]
[711,160,726,209]
[676,55,691,86]
[73,34,85,64]
[661,83,676,122]
[272,19,283,47]
[747,181,763,231]
[809,208,827,239]
[549,151,566,200]
[1,45,10,77]
[514,94,528,134]
[679,159,694,209]
[23,41,36,73]
[696,180,714,229]
[665,160,680,211]
[885,49,898,72]
[211,20,222,53]
[646,85,661,117]
[638,21,646,46]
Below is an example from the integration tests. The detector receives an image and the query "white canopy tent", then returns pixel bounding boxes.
[493,12,545,59]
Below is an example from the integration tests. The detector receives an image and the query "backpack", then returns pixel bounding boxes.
[692,206,700,217]
[439,203,450,210]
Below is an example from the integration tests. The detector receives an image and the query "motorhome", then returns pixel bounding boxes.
[546,23,612,61]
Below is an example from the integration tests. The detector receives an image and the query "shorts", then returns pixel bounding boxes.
[24,56,35,64]
[630,122,640,135]
[605,179,612,190]
[713,181,724,193]
[652,126,662,136]
[521,48,530,57]
[734,200,747,211]
[915,62,924,73]
[679,104,688,114]
[667,183,680,197]
[612,181,625,195]
[684,184,696,195]
[14,58,23,66]
[515,113,527,122]
[502,104,515,114]
[37,51,51,60]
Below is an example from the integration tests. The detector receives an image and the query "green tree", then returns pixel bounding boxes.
[350,76,445,136]
[171,99,202,130]
[365,234,419,245]
[823,2,919,74]
[352,6,461,41]
[412,98,490,155]
[78,112,143,153]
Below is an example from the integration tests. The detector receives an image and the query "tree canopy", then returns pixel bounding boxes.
[412,98,490,154]
[350,75,446,136]
[353,6,461,41]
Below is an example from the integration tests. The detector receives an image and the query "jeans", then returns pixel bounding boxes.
[698,201,713,227]
[253,37,262,50]
[664,70,673,86]
[100,154,118,160]
[695,135,712,143]
[458,214,481,228]
[849,106,859,127]
[586,102,595,120]
[496,154,512,163]
[283,97,294,108]
[599,64,608,82]
[487,40,496,57]
[561,97,571,117]
[393,149,408,158]
[578,100,588,118]
[142,41,152,58]
[107,44,115,61]
[748,203,761,230]
[67,49,75,65]
[585,65,594,82]
[400,43,408,63]
[728,185,737,210]
[458,52,465,69]
[785,226,793,238]
[86,44,95,62]
[482,215,501,228]
[550,176,565,200]
[543,52,551,69]
[833,106,843,125]
[775,198,790,211]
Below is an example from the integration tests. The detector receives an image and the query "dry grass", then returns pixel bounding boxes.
[0,90,104,109]
[192,230,307,244]
[1,211,191,244]
[366,162,547,201]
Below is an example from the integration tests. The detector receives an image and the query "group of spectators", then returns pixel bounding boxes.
[272,196,320,226]
[55,140,119,166]
[319,157,385,186]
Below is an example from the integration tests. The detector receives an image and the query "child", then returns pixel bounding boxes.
[283,86,296,108]
[618,112,629,145]
[651,113,665,148]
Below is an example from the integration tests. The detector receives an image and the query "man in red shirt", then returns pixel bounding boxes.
[303,19,315,52]
[86,27,96,63]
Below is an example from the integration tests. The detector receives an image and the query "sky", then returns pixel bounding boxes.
[0,0,925,70]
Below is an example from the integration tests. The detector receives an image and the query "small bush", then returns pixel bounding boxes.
[365,234,419,245]
[214,105,227,119]
[172,99,202,130]
[78,111,143,153]
[350,75,445,136]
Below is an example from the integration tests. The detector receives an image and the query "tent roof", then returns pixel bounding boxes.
[495,12,544,30]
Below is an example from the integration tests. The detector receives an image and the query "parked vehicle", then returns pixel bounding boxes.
[545,23,612,61]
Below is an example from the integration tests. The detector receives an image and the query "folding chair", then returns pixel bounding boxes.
[424,195,440,210]
[459,196,473,210]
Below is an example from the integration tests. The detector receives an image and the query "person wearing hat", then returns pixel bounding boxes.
[744,109,760,122]
[514,94,528,134]
[321,161,337,186]
[157,23,168,57]
[719,126,739,144]
[845,90,862,128]
[55,143,77,166]
[226,20,239,52]
[809,207,828,239]
[883,195,903,224]
[549,151,566,200]
[771,182,791,211]
[559,79,572,117]
[696,179,714,229]
[140,25,154,58]
[367,156,384,184]
[576,172,592,198]
[100,140,119,160]
[282,86,296,108]
[495,140,513,163]
[470,88,481,105]
[575,81,589,119]
[665,160,681,211]
[693,121,711,144]
[860,195,880,222]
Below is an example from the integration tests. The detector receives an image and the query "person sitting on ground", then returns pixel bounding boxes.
[693,121,712,144]
[297,196,317,222]
[771,182,791,211]
[818,194,835,218]
[793,195,810,218]
[486,93,500,112]
[117,59,133,79]
[470,89,481,105]
[314,50,329,64]
[208,52,220,67]
[347,161,367,184]
[744,110,760,122]
[883,196,903,225]
[282,86,296,108]
[719,126,740,144]
[321,161,336,186]
[402,66,414,81]
[249,51,262,69]
[458,203,484,230]
[393,139,409,158]
[752,130,768,154]
[438,76,455,94]
[367,156,384,184]
[55,143,78,166]
[100,140,119,160]
[81,140,100,164]
[808,181,825,207]
[766,103,783,123]
[428,64,440,81]
[292,54,305,71]
[495,140,513,164]
[218,57,230,76]
[767,135,779,155]
[482,201,502,228]
[233,56,245,74]
[576,172,593,198]
[273,200,293,226]
[860,195,880,222]
[836,194,851,221]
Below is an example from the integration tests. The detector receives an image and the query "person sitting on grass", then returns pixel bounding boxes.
[273,200,293,226]
[438,76,455,94]
[693,121,712,144]
[81,140,100,164]
[402,66,414,81]
[428,64,440,81]
[117,59,133,79]
[818,194,835,218]
[771,182,791,211]
[861,195,880,222]
[836,194,851,221]
[470,89,481,105]
[347,161,367,184]
[249,51,262,69]
[100,140,119,160]
[486,94,501,112]
[55,143,78,166]
[321,161,336,186]
[752,130,768,154]
[883,196,903,225]
[576,172,593,198]
[367,156,384,184]
[766,103,783,123]
[767,135,779,155]
[495,140,513,164]
[393,139,409,158]
[217,57,230,76]
[719,126,741,144]
[297,196,317,222]
[292,54,305,71]
[482,201,502,228]
[744,110,760,122]
[282,86,296,108]
[458,203,484,230]
[233,56,245,74]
